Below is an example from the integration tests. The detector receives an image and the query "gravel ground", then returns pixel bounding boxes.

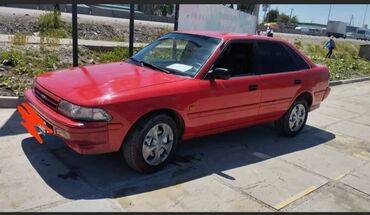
[0,7,172,42]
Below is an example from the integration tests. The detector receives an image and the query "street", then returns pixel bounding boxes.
[1,81,370,212]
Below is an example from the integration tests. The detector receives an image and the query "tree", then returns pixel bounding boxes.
[277,13,291,23]
[138,4,174,16]
[290,16,299,25]
[264,9,279,23]
[159,4,174,16]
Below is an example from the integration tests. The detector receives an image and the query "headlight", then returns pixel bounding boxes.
[58,100,112,122]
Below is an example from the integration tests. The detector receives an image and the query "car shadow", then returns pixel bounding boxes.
[0,110,27,136]
[21,123,335,200]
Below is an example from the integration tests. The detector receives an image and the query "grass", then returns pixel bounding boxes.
[112,35,126,42]
[0,48,69,95]
[37,10,69,38]
[90,47,141,63]
[294,40,370,80]
[9,33,28,45]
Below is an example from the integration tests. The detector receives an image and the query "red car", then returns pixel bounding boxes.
[24,31,331,173]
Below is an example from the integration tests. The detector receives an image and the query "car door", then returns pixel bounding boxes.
[187,40,261,132]
[255,40,311,120]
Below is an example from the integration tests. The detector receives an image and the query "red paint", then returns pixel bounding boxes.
[24,31,330,154]
[17,102,53,144]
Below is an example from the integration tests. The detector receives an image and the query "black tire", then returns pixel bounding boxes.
[123,114,179,173]
[275,98,308,137]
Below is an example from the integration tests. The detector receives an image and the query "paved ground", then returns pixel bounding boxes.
[0,34,148,48]
[0,6,173,28]
[1,81,370,212]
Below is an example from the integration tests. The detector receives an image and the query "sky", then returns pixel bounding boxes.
[259,4,369,27]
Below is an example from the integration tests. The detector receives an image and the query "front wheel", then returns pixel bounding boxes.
[123,114,179,173]
[275,99,308,137]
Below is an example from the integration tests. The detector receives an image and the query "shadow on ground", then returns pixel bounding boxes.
[21,123,335,200]
[0,110,27,136]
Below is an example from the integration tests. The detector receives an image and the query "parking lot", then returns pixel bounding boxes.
[1,81,370,212]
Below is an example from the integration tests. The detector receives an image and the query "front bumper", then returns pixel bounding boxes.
[24,89,116,154]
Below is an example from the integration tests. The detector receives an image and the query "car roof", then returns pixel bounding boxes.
[174,30,288,43]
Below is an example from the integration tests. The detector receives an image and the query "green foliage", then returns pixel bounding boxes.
[37,10,61,32]
[296,41,370,81]
[277,13,290,23]
[37,10,68,38]
[94,47,128,63]
[0,50,27,67]
[265,9,279,22]
[293,39,303,49]
[265,9,299,24]
[9,33,28,45]
[159,4,174,16]
[91,47,142,63]
[290,16,299,25]
[112,35,126,42]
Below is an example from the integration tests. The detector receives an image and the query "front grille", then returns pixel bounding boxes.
[34,87,58,111]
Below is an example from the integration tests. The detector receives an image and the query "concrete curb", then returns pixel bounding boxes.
[329,76,370,86]
[0,96,24,108]
[1,76,370,108]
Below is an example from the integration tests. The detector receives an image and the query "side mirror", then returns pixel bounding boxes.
[205,68,231,80]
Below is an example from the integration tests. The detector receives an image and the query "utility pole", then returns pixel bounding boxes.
[327,4,332,23]
[363,4,368,28]
[289,8,294,19]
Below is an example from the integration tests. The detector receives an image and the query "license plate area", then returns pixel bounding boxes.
[37,116,55,135]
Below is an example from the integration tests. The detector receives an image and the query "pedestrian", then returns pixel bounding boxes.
[256,28,261,35]
[266,24,274,37]
[324,35,336,58]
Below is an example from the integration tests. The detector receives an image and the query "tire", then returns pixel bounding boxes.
[275,98,308,137]
[123,114,179,173]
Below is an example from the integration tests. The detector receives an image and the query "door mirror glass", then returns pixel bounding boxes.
[205,68,231,80]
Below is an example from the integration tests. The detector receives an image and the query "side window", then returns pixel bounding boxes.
[282,44,310,70]
[255,41,300,74]
[213,41,256,77]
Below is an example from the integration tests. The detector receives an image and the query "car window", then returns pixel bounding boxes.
[213,41,257,77]
[143,39,187,62]
[255,41,300,74]
[282,44,310,70]
[132,33,221,77]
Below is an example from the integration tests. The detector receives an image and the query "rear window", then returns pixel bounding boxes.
[255,41,301,74]
[282,44,310,70]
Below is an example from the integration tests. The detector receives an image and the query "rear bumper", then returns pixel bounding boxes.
[311,86,331,112]
[24,89,119,154]
[323,86,331,101]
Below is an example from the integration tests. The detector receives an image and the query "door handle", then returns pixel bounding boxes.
[294,79,302,85]
[248,84,258,91]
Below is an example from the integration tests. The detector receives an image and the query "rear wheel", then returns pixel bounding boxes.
[123,114,179,173]
[275,99,308,137]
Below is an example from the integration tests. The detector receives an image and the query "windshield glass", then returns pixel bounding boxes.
[129,33,221,77]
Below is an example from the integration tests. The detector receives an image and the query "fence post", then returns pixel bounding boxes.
[72,2,78,67]
[174,4,179,31]
[129,4,135,57]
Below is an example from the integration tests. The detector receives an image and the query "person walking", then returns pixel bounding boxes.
[266,24,274,37]
[324,35,336,58]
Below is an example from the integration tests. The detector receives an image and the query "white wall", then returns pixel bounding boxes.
[178,4,257,34]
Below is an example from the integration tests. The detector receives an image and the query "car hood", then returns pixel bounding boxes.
[36,61,187,106]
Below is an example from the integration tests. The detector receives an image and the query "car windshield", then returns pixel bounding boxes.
[128,33,221,77]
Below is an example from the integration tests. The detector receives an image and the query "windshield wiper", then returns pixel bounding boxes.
[128,57,170,74]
